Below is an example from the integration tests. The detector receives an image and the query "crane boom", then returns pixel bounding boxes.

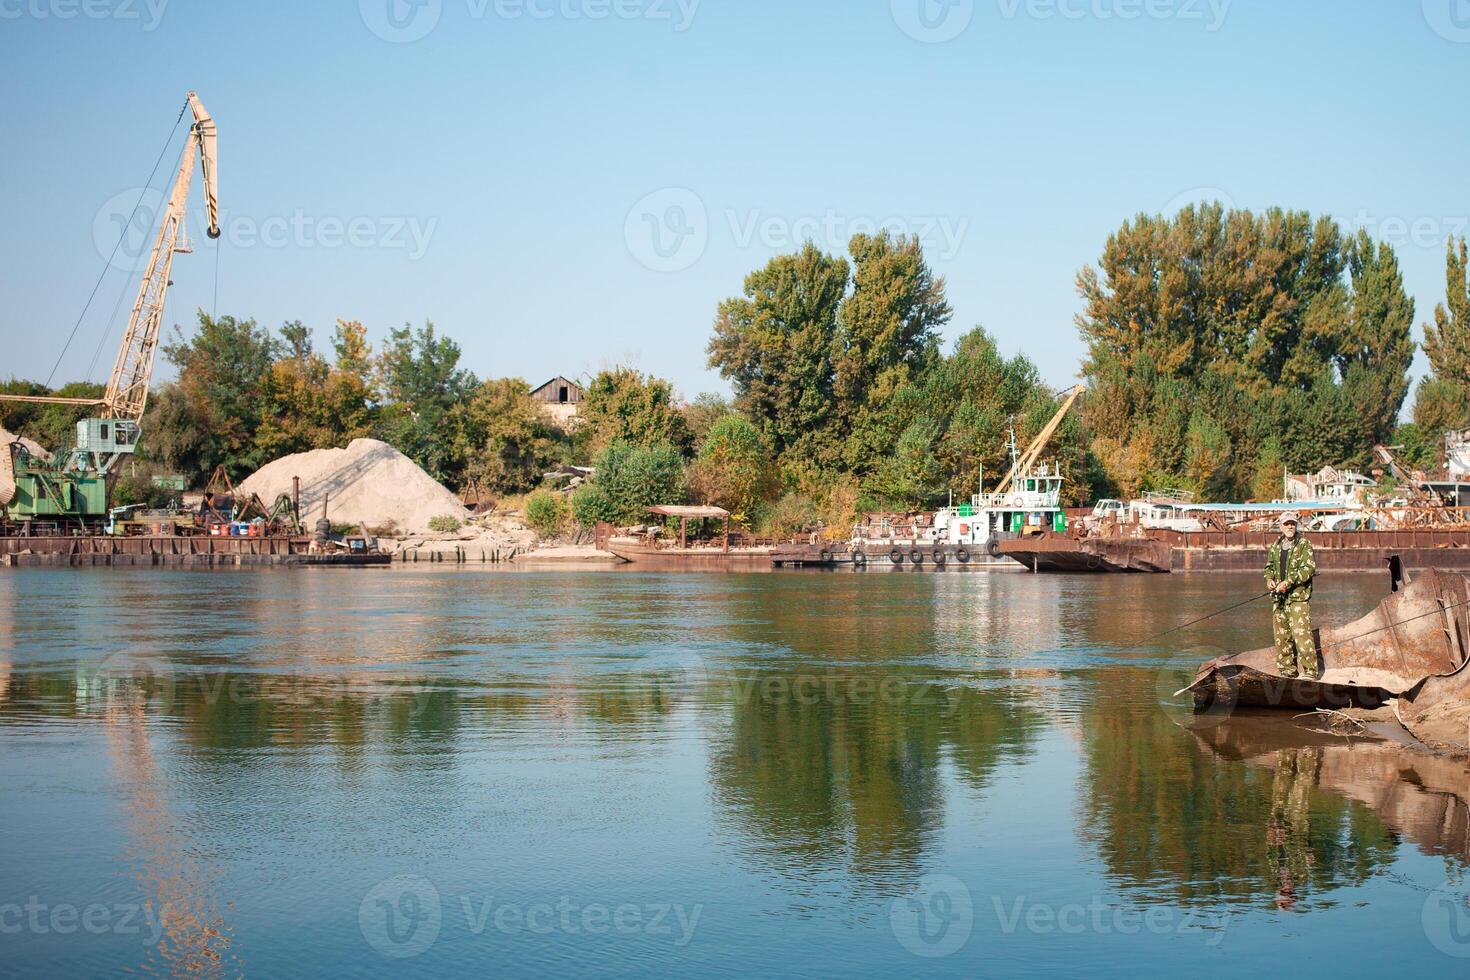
[993,384,1085,494]
[104,91,219,423]
[0,92,218,425]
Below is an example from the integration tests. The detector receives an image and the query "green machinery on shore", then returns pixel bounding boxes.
[0,92,219,529]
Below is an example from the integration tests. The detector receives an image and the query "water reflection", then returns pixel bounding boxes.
[1190,716,1470,871]
[0,569,1461,975]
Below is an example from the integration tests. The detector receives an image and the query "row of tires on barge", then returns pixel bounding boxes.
[776,541,1011,568]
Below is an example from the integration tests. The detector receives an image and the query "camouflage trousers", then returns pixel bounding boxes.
[1272,600,1319,677]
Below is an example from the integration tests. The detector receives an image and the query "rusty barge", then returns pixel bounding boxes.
[0,534,391,567]
[998,528,1470,573]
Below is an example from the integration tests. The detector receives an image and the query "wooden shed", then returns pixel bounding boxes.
[530,376,584,407]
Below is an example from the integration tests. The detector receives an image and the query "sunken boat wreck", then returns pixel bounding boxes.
[1184,563,1470,755]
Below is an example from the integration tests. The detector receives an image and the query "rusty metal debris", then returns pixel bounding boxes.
[1184,566,1470,754]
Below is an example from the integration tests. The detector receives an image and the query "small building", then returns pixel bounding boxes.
[530,376,584,426]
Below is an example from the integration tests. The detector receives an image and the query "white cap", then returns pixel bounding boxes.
[1279,511,1300,526]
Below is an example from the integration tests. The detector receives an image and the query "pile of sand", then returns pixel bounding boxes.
[238,438,469,535]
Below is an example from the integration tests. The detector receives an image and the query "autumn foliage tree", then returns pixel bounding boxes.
[1077,205,1414,498]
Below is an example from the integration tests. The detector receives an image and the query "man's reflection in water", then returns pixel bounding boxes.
[1266,746,1322,910]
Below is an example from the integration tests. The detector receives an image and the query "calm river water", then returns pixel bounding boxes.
[1,567,1467,976]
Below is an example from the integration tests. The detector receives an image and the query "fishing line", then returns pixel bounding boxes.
[1311,593,1470,659]
[1149,591,1273,641]
[55,100,188,389]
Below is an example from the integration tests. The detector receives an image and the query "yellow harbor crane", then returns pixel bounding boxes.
[1,92,218,522]
[992,383,1086,496]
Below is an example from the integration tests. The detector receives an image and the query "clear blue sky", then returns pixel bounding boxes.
[2,0,1467,400]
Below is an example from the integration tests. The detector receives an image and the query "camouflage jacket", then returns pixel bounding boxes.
[1264,536,1315,604]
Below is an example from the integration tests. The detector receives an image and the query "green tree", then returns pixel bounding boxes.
[683,392,734,454]
[1341,231,1414,445]
[571,441,685,526]
[372,321,477,483]
[686,414,775,521]
[707,243,849,462]
[161,311,282,477]
[834,232,952,470]
[255,321,375,460]
[1077,205,1410,496]
[865,416,944,509]
[460,378,563,494]
[577,368,692,457]
[1415,238,1470,433]
[0,380,106,453]
[524,489,570,537]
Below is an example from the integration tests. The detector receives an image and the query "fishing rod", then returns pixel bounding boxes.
[1147,591,1274,642]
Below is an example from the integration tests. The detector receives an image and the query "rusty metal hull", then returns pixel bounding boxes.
[1000,529,1470,573]
[1186,568,1470,753]
[771,542,1013,569]
[606,536,774,570]
[1,534,309,567]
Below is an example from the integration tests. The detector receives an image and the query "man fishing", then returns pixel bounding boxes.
[1265,511,1319,679]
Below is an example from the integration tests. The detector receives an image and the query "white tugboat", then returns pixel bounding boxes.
[828,386,1083,569]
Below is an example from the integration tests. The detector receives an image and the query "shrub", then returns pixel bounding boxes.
[572,441,685,526]
[428,514,463,533]
[525,489,570,538]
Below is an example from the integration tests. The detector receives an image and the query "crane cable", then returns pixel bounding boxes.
[49,99,189,389]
